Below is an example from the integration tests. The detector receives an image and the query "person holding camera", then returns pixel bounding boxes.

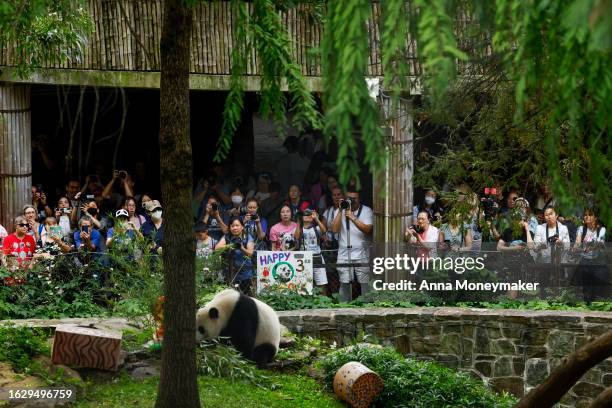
[215,217,255,294]
[534,206,570,260]
[102,170,135,209]
[572,208,608,301]
[31,185,52,219]
[294,208,329,294]
[331,189,373,302]
[269,205,298,251]
[405,210,440,258]
[39,216,72,255]
[73,217,101,252]
[201,195,228,241]
[222,188,246,221]
[243,198,268,250]
[54,196,77,237]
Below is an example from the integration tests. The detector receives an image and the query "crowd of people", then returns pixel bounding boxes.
[0,157,608,301]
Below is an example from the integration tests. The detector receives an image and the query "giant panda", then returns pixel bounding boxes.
[196,288,280,365]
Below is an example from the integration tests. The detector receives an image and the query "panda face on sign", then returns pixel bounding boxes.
[279,233,296,251]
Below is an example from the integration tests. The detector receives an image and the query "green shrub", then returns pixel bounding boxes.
[257,286,338,310]
[0,325,50,372]
[318,345,516,408]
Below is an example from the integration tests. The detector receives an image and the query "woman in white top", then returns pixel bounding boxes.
[572,208,608,301]
[405,210,439,258]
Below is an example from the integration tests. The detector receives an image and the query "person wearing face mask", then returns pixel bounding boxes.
[141,200,164,254]
[412,189,444,224]
[223,188,246,222]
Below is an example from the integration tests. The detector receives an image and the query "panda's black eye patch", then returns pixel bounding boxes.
[209,307,219,319]
[198,326,205,334]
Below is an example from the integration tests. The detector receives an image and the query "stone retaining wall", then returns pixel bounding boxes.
[277,308,612,408]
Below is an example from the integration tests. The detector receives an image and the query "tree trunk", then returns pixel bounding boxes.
[155,0,199,407]
[516,330,612,408]
[590,386,612,408]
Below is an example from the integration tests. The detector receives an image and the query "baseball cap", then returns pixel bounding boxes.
[115,209,129,218]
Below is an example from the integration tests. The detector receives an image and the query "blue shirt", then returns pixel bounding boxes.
[73,228,102,251]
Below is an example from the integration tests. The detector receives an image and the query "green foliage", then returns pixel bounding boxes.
[0,325,49,373]
[0,0,93,78]
[319,345,516,408]
[0,255,107,319]
[216,0,322,162]
[321,0,386,189]
[257,286,337,310]
[196,338,278,389]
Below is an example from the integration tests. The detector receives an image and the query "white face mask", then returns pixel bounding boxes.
[424,196,436,205]
[151,210,162,220]
[231,196,243,205]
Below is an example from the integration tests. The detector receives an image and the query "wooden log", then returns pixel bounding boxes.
[590,386,612,408]
[52,324,123,371]
[516,330,612,408]
[333,362,384,408]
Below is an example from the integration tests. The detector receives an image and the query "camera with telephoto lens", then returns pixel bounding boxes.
[411,224,424,234]
[547,234,559,244]
[250,213,258,221]
[481,187,499,221]
[211,203,218,212]
[340,199,351,210]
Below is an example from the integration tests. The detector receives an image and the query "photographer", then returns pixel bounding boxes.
[73,217,101,252]
[102,170,135,210]
[294,208,328,295]
[323,185,343,251]
[269,205,298,251]
[534,206,570,261]
[572,208,608,301]
[405,210,440,258]
[54,196,77,237]
[243,198,268,249]
[31,185,52,219]
[39,216,72,255]
[215,217,255,294]
[201,196,228,241]
[331,189,373,302]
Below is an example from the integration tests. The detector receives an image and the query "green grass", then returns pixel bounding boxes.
[74,373,343,408]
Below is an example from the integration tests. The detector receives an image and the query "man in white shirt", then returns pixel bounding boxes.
[332,189,373,302]
[533,206,570,263]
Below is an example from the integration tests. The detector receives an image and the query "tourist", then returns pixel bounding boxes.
[247,173,272,203]
[573,208,608,301]
[269,205,298,251]
[285,184,310,221]
[294,208,328,295]
[200,195,227,241]
[124,197,146,230]
[54,196,77,237]
[438,213,473,253]
[260,182,284,232]
[331,188,374,302]
[412,188,444,224]
[141,200,164,255]
[23,204,42,244]
[215,217,255,295]
[405,210,440,258]
[2,216,37,283]
[195,222,216,259]
[39,216,72,255]
[106,209,142,249]
[243,198,268,250]
[74,217,102,252]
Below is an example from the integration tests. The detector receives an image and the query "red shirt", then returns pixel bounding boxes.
[2,233,36,285]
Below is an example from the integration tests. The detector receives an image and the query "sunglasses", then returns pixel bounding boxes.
[18,223,29,227]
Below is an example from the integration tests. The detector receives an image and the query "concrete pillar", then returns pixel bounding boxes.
[0,84,32,229]
[373,98,413,243]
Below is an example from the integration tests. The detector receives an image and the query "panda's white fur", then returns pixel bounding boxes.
[196,289,280,364]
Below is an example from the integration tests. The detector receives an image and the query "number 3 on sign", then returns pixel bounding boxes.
[296,259,304,272]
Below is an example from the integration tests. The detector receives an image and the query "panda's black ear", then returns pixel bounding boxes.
[209,307,219,319]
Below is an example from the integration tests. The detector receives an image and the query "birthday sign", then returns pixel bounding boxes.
[256,251,313,295]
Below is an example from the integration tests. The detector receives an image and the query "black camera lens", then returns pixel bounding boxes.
[211,203,218,211]
[250,213,258,221]
[340,200,350,210]
[547,235,559,244]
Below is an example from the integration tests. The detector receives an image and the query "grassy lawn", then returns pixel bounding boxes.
[74,373,344,408]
